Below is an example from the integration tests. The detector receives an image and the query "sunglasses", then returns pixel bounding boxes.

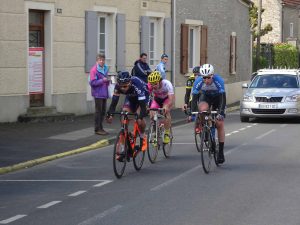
[203,76,212,80]
[150,82,159,86]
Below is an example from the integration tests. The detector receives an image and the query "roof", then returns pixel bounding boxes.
[282,0,300,6]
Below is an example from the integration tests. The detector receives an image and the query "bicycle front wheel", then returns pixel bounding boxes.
[194,118,202,152]
[213,138,220,167]
[113,131,127,178]
[163,127,173,158]
[147,122,159,163]
[200,128,213,174]
[133,143,145,171]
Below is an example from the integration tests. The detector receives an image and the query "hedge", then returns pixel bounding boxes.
[273,43,298,69]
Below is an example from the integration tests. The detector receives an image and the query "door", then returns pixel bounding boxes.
[29,10,44,107]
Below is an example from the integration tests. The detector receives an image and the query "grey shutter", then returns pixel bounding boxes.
[140,16,150,59]
[164,17,172,71]
[85,11,98,73]
[116,13,126,72]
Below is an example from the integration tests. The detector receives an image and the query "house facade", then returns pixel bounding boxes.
[173,0,252,107]
[252,0,300,45]
[0,0,171,122]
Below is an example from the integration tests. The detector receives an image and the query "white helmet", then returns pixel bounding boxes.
[200,64,214,76]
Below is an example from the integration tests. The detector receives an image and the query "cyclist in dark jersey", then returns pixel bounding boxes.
[107,71,149,151]
[183,66,201,110]
[191,64,226,164]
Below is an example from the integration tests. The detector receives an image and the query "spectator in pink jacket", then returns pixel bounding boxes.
[89,54,110,135]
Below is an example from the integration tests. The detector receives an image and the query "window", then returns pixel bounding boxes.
[290,23,294,37]
[98,16,106,54]
[180,22,203,74]
[149,20,156,66]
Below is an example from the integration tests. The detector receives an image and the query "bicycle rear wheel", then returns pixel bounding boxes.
[133,141,145,171]
[113,131,127,178]
[200,128,213,174]
[147,122,159,163]
[163,127,173,158]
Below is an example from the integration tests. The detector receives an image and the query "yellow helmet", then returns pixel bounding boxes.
[148,71,162,84]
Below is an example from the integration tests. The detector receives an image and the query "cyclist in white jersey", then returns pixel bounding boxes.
[148,71,174,144]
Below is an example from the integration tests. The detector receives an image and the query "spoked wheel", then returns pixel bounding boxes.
[200,128,213,174]
[147,123,159,163]
[133,142,145,171]
[194,118,202,152]
[213,138,220,167]
[113,131,127,178]
[163,127,173,158]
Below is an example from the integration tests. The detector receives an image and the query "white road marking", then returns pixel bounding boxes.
[93,180,113,187]
[255,129,276,140]
[239,128,246,131]
[225,133,232,136]
[0,180,107,182]
[173,142,195,145]
[151,165,201,191]
[77,205,123,225]
[280,124,287,128]
[0,215,27,224]
[232,131,239,134]
[68,191,87,197]
[247,125,252,128]
[37,201,61,209]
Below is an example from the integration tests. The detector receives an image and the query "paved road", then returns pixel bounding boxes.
[1,112,300,225]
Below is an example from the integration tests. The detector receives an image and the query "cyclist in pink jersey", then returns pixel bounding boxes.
[148,71,174,144]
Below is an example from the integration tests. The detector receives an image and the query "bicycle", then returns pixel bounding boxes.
[192,110,220,174]
[147,108,173,163]
[111,111,145,178]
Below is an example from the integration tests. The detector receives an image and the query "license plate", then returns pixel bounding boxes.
[259,104,278,109]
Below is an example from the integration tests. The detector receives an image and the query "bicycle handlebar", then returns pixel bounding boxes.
[191,111,218,115]
[110,111,138,116]
[149,108,165,112]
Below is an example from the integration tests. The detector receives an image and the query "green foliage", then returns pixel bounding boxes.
[249,4,273,41]
[273,43,299,68]
[253,55,268,71]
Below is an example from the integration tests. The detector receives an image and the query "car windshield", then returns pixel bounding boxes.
[250,74,299,88]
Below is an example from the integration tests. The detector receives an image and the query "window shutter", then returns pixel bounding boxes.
[229,35,233,73]
[140,16,150,60]
[117,13,126,72]
[235,36,237,72]
[200,25,208,65]
[85,11,98,73]
[229,35,237,74]
[164,18,172,71]
[181,24,188,74]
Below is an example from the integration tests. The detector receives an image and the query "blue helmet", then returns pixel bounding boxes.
[117,71,131,84]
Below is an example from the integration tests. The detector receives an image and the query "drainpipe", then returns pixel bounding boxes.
[281,1,285,42]
[171,0,176,86]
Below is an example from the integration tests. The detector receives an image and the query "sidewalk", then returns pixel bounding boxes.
[0,108,188,173]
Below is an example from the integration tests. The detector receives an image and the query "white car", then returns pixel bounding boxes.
[240,69,300,122]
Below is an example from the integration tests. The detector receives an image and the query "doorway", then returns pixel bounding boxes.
[29,10,45,107]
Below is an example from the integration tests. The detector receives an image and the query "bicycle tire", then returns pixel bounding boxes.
[133,140,145,171]
[194,118,202,152]
[113,131,127,178]
[200,128,213,174]
[147,122,159,163]
[163,127,173,158]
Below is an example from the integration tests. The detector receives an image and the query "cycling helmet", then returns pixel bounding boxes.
[192,66,201,74]
[117,71,131,84]
[148,71,162,84]
[199,64,214,76]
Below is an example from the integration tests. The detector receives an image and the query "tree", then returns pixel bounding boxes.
[249,4,273,42]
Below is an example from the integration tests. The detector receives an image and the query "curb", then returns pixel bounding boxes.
[0,105,240,175]
[0,139,109,175]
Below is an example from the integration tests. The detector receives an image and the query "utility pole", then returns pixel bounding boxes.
[256,0,262,71]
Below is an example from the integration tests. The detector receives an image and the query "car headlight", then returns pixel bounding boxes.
[243,95,255,102]
[286,94,300,102]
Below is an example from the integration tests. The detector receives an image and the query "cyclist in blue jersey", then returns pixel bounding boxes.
[107,71,149,151]
[190,64,226,164]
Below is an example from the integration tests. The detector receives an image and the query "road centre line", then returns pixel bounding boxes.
[0,180,109,182]
[93,180,113,187]
[77,205,123,225]
[68,191,87,197]
[37,201,61,209]
[255,129,276,140]
[151,142,247,192]
[0,215,27,224]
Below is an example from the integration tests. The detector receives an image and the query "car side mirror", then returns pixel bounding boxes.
[242,83,248,88]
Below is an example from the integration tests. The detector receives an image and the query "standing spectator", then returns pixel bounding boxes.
[131,53,152,83]
[89,54,110,135]
[155,54,168,79]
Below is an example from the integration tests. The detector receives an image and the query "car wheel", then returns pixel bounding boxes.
[240,116,249,122]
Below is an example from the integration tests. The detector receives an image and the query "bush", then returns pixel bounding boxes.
[252,55,268,71]
[273,43,298,68]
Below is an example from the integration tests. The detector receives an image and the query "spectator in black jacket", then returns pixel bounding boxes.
[131,53,152,83]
